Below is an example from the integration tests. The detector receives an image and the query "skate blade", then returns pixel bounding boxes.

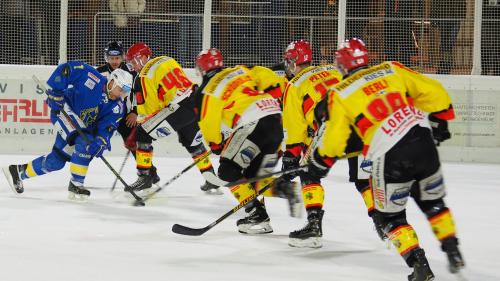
[288,237,323,248]
[68,192,89,202]
[203,188,224,195]
[449,262,466,274]
[1,166,22,194]
[238,221,273,235]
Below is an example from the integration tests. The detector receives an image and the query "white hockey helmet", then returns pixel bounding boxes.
[108,68,133,96]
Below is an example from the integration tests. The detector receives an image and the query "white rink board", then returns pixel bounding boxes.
[1,65,500,162]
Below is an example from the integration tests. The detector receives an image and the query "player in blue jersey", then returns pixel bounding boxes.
[2,61,133,200]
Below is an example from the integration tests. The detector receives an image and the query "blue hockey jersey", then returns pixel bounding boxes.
[47,61,124,143]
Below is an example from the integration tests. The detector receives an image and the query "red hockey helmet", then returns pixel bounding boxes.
[195,48,224,75]
[125,42,152,72]
[284,40,312,65]
[126,42,152,61]
[283,40,312,77]
[335,38,369,75]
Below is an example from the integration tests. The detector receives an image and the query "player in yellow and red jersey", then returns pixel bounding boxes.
[193,48,295,234]
[279,40,344,248]
[306,38,464,280]
[124,42,219,194]
[281,40,371,248]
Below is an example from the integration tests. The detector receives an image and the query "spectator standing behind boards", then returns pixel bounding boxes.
[109,0,146,28]
[481,0,500,76]
[384,0,421,66]
[431,0,465,74]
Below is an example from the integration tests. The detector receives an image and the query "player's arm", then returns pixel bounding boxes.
[250,66,285,99]
[392,62,453,115]
[47,61,90,91]
[308,93,352,178]
[283,85,310,148]
[90,101,125,157]
[392,62,455,143]
[198,94,224,149]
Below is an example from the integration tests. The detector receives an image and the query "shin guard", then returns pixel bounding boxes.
[429,209,457,241]
[387,224,421,261]
[301,183,325,209]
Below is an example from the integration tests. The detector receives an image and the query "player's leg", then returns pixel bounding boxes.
[217,121,271,234]
[411,132,465,274]
[248,157,302,218]
[119,119,161,185]
[67,135,95,200]
[373,127,435,281]
[3,134,71,194]
[170,106,218,194]
[288,172,325,248]
[236,114,289,232]
[128,126,155,192]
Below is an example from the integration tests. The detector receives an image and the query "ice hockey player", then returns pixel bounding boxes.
[279,40,342,248]
[96,41,131,77]
[282,40,385,248]
[97,41,161,186]
[193,48,300,233]
[3,62,132,200]
[307,38,464,280]
[124,42,219,194]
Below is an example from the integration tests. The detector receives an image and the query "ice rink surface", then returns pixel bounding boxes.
[0,154,498,281]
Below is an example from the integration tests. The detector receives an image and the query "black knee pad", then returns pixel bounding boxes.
[300,172,321,186]
[380,211,408,234]
[137,142,153,151]
[137,126,153,143]
[418,198,447,218]
[218,159,243,182]
[355,179,370,193]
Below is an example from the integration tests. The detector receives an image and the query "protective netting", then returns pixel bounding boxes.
[70,1,203,68]
[0,0,497,76]
[0,1,60,65]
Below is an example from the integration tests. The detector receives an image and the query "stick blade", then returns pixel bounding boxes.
[172,224,208,236]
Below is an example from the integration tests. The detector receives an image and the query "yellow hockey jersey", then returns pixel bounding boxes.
[282,65,342,150]
[136,56,193,116]
[246,65,287,99]
[318,61,454,160]
[199,66,281,145]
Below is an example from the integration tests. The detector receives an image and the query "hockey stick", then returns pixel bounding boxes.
[171,123,327,236]
[172,151,361,236]
[32,75,145,205]
[133,151,212,205]
[171,165,307,236]
[110,150,131,192]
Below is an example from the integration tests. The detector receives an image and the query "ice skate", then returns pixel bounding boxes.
[441,237,465,273]
[126,173,153,194]
[200,180,223,195]
[237,200,273,234]
[408,249,435,281]
[289,209,324,248]
[150,166,161,186]
[68,181,90,201]
[2,164,27,194]
[273,178,302,218]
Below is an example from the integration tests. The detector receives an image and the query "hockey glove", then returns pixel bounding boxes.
[281,147,302,181]
[46,89,65,111]
[307,149,335,179]
[124,127,137,152]
[87,137,108,158]
[429,114,451,145]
